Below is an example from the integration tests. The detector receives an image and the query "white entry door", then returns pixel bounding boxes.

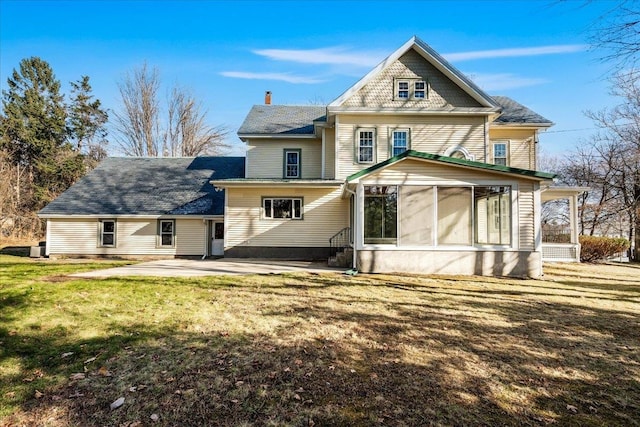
[211,222,224,256]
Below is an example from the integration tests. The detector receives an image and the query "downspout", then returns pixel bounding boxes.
[483,116,488,163]
[201,218,207,260]
[343,185,357,270]
[321,128,326,179]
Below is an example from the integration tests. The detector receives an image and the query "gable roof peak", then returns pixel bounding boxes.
[329,36,498,109]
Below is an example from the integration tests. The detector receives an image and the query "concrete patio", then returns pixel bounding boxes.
[71,258,345,278]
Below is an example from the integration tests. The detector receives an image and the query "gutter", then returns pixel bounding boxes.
[342,185,358,271]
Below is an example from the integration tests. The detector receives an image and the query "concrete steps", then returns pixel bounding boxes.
[328,248,353,268]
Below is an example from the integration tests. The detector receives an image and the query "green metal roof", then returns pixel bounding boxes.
[346,150,557,182]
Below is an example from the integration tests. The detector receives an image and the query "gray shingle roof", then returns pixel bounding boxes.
[237,105,326,135]
[238,97,550,136]
[39,157,245,216]
[491,96,553,125]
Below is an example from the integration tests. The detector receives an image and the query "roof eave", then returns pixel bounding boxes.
[210,179,343,189]
[237,133,319,140]
[327,106,500,115]
[346,150,556,183]
[491,122,554,128]
[329,36,498,109]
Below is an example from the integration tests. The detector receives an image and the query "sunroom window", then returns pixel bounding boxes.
[475,186,511,245]
[437,187,472,245]
[364,186,397,244]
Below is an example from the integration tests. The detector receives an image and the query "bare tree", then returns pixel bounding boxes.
[164,86,229,157]
[575,69,640,259]
[113,63,229,158]
[112,63,161,157]
[588,0,640,69]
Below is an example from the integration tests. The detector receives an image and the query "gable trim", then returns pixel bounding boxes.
[329,36,498,109]
[345,150,556,182]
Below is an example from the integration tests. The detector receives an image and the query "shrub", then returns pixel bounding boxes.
[579,235,630,263]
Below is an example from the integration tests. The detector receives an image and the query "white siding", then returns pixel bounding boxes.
[226,187,348,248]
[47,218,205,256]
[324,127,336,179]
[518,182,536,250]
[337,115,485,179]
[341,49,483,109]
[358,159,538,251]
[360,159,508,185]
[489,128,537,169]
[246,139,322,179]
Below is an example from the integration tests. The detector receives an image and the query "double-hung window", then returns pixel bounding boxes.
[284,149,301,178]
[397,81,409,99]
[99,219,116,247]
[396,79,427,99]
[391,129,410,156]
[158,219,175,247]
[493,141,508,166]
[414,81,426,98]
[263,198,303,219]
[357,129,375,163]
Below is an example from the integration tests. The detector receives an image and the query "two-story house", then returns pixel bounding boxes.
[211,36,583,277]
[40,36,583,277]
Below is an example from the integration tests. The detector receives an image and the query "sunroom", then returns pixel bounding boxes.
[342,151,556,278]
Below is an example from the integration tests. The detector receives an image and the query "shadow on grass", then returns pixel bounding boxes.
[0,246,30,257]
[2,271,639,426]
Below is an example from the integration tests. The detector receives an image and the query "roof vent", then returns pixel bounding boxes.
[265,91,272,105]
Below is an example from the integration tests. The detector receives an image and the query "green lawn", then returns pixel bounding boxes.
[1,255,639,426]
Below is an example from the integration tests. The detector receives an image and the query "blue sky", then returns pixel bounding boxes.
[0,0,621,159]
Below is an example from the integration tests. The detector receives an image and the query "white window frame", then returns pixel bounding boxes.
[414,80,426,98]
[356,128,376,164]
[284,149,301,179]
[158,219,175,248]
[263,197,303,220]
[492,141,509,166]
[474,186,512,246]
[396,80,410,99]
[390,128,410,157]
[98,219,116,247]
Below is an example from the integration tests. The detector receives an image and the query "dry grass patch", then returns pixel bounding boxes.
[1,257,639,426]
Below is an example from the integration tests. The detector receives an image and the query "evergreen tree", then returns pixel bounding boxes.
[68,75,108,163]
[1,57,68,171]
[0,57,90,215]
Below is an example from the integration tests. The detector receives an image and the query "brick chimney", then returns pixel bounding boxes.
[265,91,272,105]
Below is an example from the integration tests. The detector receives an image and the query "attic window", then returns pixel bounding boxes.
[395,78,428,100]
[414,81,426,98]
[397,81,409,99]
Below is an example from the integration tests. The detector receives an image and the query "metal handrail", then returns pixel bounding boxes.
[329,227,351,258]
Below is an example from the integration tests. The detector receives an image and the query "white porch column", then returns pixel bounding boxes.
[571,193,580,261]
[570,194,579,244]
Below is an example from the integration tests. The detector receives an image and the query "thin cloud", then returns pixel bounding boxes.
[468,73,548,91]
[253,47,384,67]
[220,71,325,84]
[444,45,587,62]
